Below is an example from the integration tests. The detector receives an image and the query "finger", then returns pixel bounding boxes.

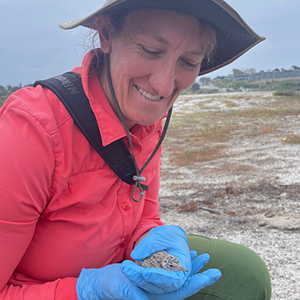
[122,281,149,300]
[150,269,221,300]
[200,269,222,286]
[142,267,185,291]
[131,242,163,260]
[190,250,198,261]
[148,274,210,300]
[122,261,147,284]
[187,269,221,293]
[131,226,188,260]
[122,261,167,294]
[191,253,210,275]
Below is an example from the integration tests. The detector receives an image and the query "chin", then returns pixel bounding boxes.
[138,116,162,126]
[128,111,161,126]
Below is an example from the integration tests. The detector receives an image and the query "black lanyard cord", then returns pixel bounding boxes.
[104,53,172,202]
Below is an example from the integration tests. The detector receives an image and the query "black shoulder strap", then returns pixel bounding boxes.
[34,72,136,185]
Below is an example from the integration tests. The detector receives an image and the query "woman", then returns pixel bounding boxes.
[0,0,271,299]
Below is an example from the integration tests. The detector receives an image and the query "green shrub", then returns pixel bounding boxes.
[273,90,296,96]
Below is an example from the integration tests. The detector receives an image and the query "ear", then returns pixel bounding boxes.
[95,15,114,53]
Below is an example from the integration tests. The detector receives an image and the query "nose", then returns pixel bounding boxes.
[149,62,176,98]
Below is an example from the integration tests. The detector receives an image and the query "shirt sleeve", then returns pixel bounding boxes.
[0,278,77,300]
[0,93,77,299]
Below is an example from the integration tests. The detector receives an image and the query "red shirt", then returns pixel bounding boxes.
[0,51,164,299]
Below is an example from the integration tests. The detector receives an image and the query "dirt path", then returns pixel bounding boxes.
[159,91,300,299]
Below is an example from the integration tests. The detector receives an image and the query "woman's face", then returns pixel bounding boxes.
[98,9,208,128]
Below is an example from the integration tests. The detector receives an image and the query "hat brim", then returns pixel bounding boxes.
[59,0,265,76]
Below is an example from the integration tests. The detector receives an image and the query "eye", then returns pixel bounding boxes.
[181,59,200,70]
[140,45,162,58]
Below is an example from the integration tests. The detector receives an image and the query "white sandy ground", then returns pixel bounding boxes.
[158,92,300,300]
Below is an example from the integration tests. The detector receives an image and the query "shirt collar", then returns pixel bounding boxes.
[73,51,127,146]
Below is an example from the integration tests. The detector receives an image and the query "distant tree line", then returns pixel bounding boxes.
[0,84,21,105]
[230,65,300,76]
[0,84,33,107]
[185,65,300,94]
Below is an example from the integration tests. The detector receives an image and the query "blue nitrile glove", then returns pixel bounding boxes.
[76,264,148,300]
[122,225,192,294]
[147,252,222,300]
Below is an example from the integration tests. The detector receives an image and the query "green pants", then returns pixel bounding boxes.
[186,235,271,300]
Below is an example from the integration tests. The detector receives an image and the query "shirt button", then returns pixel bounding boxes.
[120,242,126,248]
[122,202,131,211]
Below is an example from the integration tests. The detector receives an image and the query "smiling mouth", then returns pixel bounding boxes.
[135,86,163,101]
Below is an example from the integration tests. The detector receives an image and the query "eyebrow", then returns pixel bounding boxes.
[188,50,205,57]
[150,34,170,45]
[149,34,204,57]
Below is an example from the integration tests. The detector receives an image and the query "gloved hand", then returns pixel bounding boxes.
[122,225,192,294]
[122,250,221,300]
[76,264,148,300]
[122,250,198,294]
[147,253,221,300]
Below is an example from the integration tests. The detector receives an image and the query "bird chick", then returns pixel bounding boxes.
[136,250,188,272]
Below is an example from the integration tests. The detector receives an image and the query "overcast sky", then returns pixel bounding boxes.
[1,0,299,86]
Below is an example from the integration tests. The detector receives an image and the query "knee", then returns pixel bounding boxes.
[187,235,272,300]
[238,245,271,299]
[215,241,272,300]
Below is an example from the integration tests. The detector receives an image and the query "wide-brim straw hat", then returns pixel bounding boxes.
[60,0,265,76]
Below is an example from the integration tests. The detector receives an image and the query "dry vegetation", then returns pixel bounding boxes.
[164,92,300,167]
[159,91,300,300]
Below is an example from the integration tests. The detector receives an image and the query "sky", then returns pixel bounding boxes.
[1,0,299,86]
